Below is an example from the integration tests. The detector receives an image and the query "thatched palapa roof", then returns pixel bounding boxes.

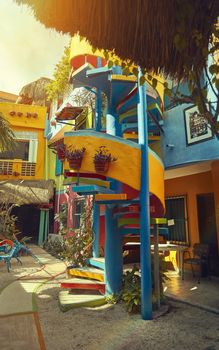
[16,77,51,106]
[0,180,54,205]
[15,0,218,79]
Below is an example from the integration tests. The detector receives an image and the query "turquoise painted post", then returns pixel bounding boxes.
[137,68,152,320]
[95,57,102,131]
[153,224,160,309]
[44,210,49,242]
[93,202,100,258]
[38,209,45,246]
[105,105,123,295]
[105,205,122,294]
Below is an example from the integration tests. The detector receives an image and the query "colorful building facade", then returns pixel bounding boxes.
[0,101,53,243]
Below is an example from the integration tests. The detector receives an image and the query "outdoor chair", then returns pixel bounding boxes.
[182,243,210,283]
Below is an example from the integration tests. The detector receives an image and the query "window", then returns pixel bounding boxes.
[73,197,85,229]
[0,141,29,161]
[0,131,38,162]
[165,196,189,243]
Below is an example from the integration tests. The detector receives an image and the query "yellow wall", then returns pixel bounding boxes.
[0,102,47,180]
[64,132,165,209]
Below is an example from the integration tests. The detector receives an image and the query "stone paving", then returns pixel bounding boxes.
[1,245,219,350]
[164,270,219,314]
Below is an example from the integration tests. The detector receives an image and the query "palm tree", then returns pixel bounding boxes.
[0,112,16,152]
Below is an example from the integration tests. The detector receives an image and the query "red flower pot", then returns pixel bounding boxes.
[68,158,82,170]
[57,151,65,162]
[94,160,110,173]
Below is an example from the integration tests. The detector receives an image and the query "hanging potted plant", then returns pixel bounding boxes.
[55,143,66,162]
[93,146,117,173]
[66,147,86,170]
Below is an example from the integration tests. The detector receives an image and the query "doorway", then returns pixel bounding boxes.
[197,193,219,275]
[11,204,40,243]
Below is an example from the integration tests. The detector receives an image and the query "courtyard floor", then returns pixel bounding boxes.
[0,245,219,350]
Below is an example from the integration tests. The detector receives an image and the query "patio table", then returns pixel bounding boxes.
[151,243,187,279]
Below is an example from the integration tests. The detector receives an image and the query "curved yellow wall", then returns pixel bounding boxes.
[64,131,165,209]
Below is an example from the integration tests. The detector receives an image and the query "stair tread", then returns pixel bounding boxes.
[61,278,105,285]
[59,290,106,311]
[67,266,104,274]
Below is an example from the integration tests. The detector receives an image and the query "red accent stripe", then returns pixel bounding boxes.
[61,282,105,294]
[64,171,106,180]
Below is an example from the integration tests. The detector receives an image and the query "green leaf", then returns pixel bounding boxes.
[108,60,114,68]
[209,64,219,75]
[164,88,173,98]
[132,67,139,77]
[152,78,158,89]
[215,79,219,90]
[103,50,109,60]
[163,82,169,89]
[139,75,146,85]
[123,67,130,76]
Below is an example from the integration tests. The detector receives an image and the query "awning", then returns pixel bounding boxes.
[0,180,54,205]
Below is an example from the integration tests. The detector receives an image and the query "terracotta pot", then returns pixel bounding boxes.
[68,158,82,170]
[94,160,110,173]
[57,151,65,162]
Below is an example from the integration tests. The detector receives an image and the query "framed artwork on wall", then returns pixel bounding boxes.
[184,105,213,145]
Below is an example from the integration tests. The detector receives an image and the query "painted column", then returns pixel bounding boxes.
[95,57,102,131]
[137,68,152,320]
[105,104,123,295]
[105,205,123,294]
[93,202,100,257]
[106,108,121,137]
[38,209,45,246]
[44,210,49,242]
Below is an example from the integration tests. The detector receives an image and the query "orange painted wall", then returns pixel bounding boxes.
[165,171,214,246]
[211,161,219,251]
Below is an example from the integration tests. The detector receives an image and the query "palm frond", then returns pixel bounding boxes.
[0,112,17,152]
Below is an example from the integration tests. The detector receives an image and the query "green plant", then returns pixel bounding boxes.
[45,44,71,101]
[119,258,169,314]
[93,146,117,163]
[43,238,66,258]
[0,203,20,240]
[0,112,17,152]
[61,198,93,267]
[54,203,68,235]
[66,147,86,160]
[120,265,141,313]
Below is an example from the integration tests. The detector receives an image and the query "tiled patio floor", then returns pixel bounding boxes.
[164,270,219,313]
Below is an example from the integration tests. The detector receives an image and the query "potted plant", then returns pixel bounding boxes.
[93,146,117,173]
[55,143,66,162]
[66,146,86,170]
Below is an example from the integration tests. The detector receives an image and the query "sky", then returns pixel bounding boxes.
[0,0,70,95]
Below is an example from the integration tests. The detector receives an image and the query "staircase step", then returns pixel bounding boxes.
[67,266,104,282]
[59,290,106,312]
[95,193,127,203]
[72,185,114,195]
[61,278,105,294]
[86,257,105,270]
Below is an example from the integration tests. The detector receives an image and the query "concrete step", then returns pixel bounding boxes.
[67,266,104,282]
[86,257,105,270]
[61,277,105,294]
[58,290,106,312]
